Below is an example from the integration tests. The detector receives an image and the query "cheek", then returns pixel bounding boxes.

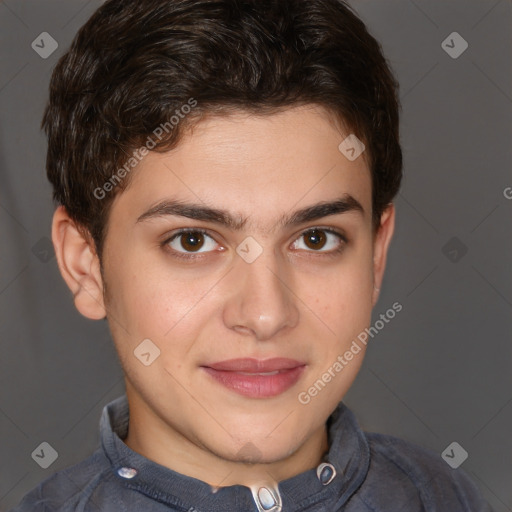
[105,263,210,379]
[107,249,214,334]
[131,273,212,339]
[301,249,374,334]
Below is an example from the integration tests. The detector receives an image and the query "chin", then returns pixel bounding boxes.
[228,443,298,465]
[225,429,304,463]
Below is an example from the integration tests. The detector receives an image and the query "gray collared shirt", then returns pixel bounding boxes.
[11,395,493,511]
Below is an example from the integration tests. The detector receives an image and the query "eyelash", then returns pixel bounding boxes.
[160,227,348,261]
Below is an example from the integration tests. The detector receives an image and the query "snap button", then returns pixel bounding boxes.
[258,487,277,510]
[117,466,138,479]
[316,462,336,485]
[251,485,282,512]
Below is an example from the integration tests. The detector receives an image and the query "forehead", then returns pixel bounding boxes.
[112,105,372,231]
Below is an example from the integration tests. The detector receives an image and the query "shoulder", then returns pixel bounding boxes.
[9,449,119,512]
[359,431,492,511]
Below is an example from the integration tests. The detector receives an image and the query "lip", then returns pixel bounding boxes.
[201,358,306,398]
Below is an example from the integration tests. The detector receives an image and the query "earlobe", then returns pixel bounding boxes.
[371,204,396,307]
[51,206,107,320]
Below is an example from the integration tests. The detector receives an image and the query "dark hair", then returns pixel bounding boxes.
[42,0,402,261]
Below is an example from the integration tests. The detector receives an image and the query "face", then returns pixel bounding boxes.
[55,105,394,470]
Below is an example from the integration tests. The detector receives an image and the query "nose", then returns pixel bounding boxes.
[222,246,299,341]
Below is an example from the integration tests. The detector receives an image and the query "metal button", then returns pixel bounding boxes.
[251,485,282,512]
[117,466,138,479]
[316,462,336,485]
[258,487,277,510]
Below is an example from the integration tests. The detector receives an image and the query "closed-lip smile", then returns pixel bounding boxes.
[201,358,306,398]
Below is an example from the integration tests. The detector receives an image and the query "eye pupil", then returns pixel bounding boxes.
[181,232,204,252]
[305,229,327,250]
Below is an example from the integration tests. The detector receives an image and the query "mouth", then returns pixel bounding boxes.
[201,358,306,399]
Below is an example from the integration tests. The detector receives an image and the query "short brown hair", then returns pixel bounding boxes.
[42,0,403,260]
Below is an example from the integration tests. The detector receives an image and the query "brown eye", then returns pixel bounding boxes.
[166,230,218,255]
[291,228,346,254]
[179,231,205,252]
[303,229,327,250]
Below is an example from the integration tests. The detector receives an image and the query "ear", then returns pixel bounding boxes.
[51,206,107,320]
[371,204,396,307]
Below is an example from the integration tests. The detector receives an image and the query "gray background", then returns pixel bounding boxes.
[0,0,511,510]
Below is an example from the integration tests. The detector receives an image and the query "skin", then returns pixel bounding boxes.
[52,105,395,489]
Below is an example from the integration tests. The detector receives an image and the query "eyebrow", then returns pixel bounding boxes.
[136,194,365,231]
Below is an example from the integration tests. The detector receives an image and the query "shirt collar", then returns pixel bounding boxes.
[100,395,370,511]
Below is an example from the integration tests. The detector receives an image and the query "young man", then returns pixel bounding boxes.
[13,0,492,510]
